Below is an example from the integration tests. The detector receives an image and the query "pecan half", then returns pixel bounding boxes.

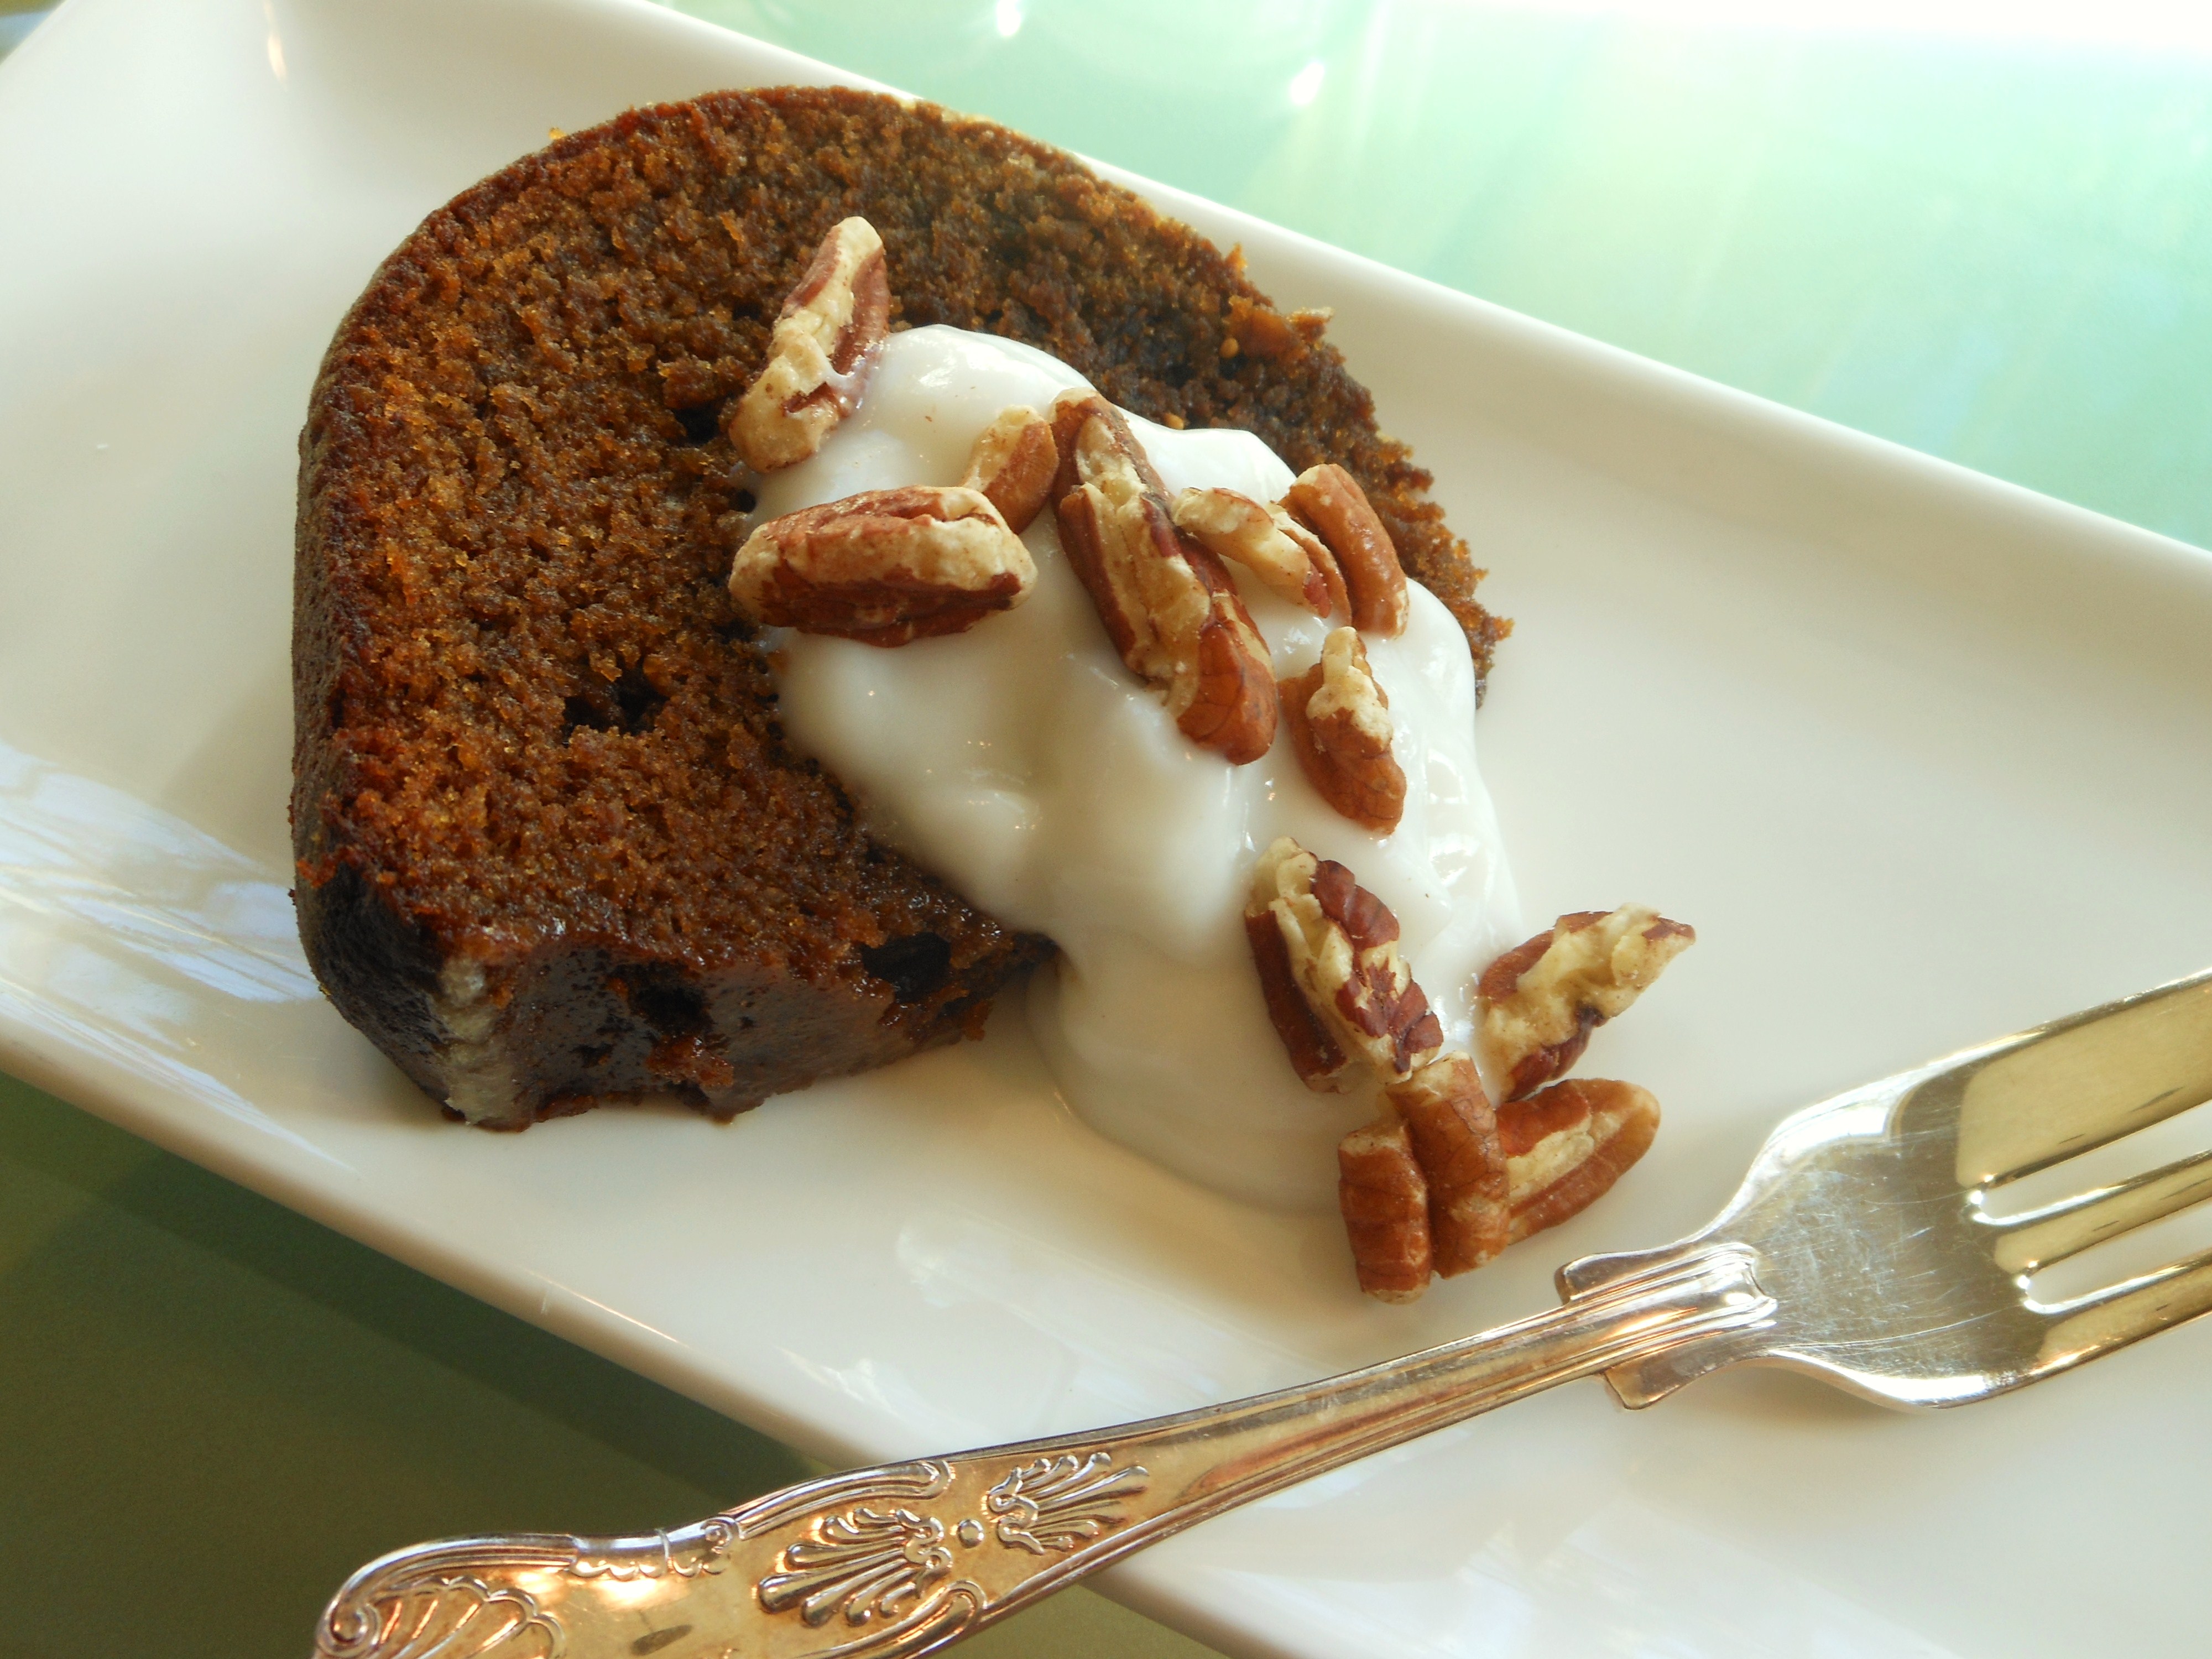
[1280,628,1406,833]
[732,217,891,471]
[1275,510,1351,617]
[728,486,1035,646]
[1498,1077,1660,1243]
[1282,463,1408,637]
[1051,392,1276,764]
[1170,487,1339,617]
[1386,1052,1509,1278]
[961,405,1058,534]
[1244,836,1443,1091]
[1338,1113,1431,1303]
[1478,906,1695,1101]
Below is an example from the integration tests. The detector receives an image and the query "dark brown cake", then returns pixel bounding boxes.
[293,86,1507,1129]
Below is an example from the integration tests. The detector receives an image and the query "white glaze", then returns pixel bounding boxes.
[757,327,1520,1210]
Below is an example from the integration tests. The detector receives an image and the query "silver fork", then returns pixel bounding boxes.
[317,968,2212,1659]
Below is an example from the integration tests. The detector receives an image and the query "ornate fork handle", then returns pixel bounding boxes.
[317,1245,1771,1659]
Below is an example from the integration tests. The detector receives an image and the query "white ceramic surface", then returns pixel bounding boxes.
[3,2,2210,1655]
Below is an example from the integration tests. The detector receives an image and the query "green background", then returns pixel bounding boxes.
[2,2,2205,1655]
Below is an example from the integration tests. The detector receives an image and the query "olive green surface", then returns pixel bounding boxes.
[3,3,2207,1656]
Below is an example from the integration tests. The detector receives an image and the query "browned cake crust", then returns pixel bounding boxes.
[293,85,1506,1129]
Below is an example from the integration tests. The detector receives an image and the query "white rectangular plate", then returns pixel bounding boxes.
[4,1,2210,1653]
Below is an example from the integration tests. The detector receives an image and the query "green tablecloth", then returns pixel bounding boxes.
[3,3,2205,1653]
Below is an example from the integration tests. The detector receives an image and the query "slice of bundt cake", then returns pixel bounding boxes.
[291,85,1506,1129]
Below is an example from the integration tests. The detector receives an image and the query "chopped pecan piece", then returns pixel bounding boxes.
[1046,389,1161,503]
[1478,906,1695,1100]
[1274,509,1351,617]
[1051,391,1276,763]
[1338,1113,1431,1303]
[1498,1078,1660,1243]
[961,405,1058,533]
[1386,1052,1509,1278]
[732,217,891,471]
[728,486,1035,646]
[1244,837,1443,1091]
[1170,487,1339,617]
[1343,1057,1653,1301]
[1282,463,1408,637]
[1280,628,1406,833]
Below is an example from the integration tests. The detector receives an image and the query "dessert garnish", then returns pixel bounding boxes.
[1171,486,1343,618]
[1499,1077,1662,1246]
[1244,837,1442,1090]
[959,405,1059,533]
[732,216,891,471]
[1282,463,1408,636]
[1339,1052,1511,1301]
[1278,628,1405,834]
[1479,906,1696,1101]
[1245,836,1691,1300]
[727,485,1035,645]
[1050,391,1278,764]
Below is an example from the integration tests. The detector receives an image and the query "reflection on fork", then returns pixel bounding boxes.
[316,969,2212,1659]
[1569,966,2212,1408]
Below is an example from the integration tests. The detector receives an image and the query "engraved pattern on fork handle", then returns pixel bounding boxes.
[315,1245,1773,1659]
